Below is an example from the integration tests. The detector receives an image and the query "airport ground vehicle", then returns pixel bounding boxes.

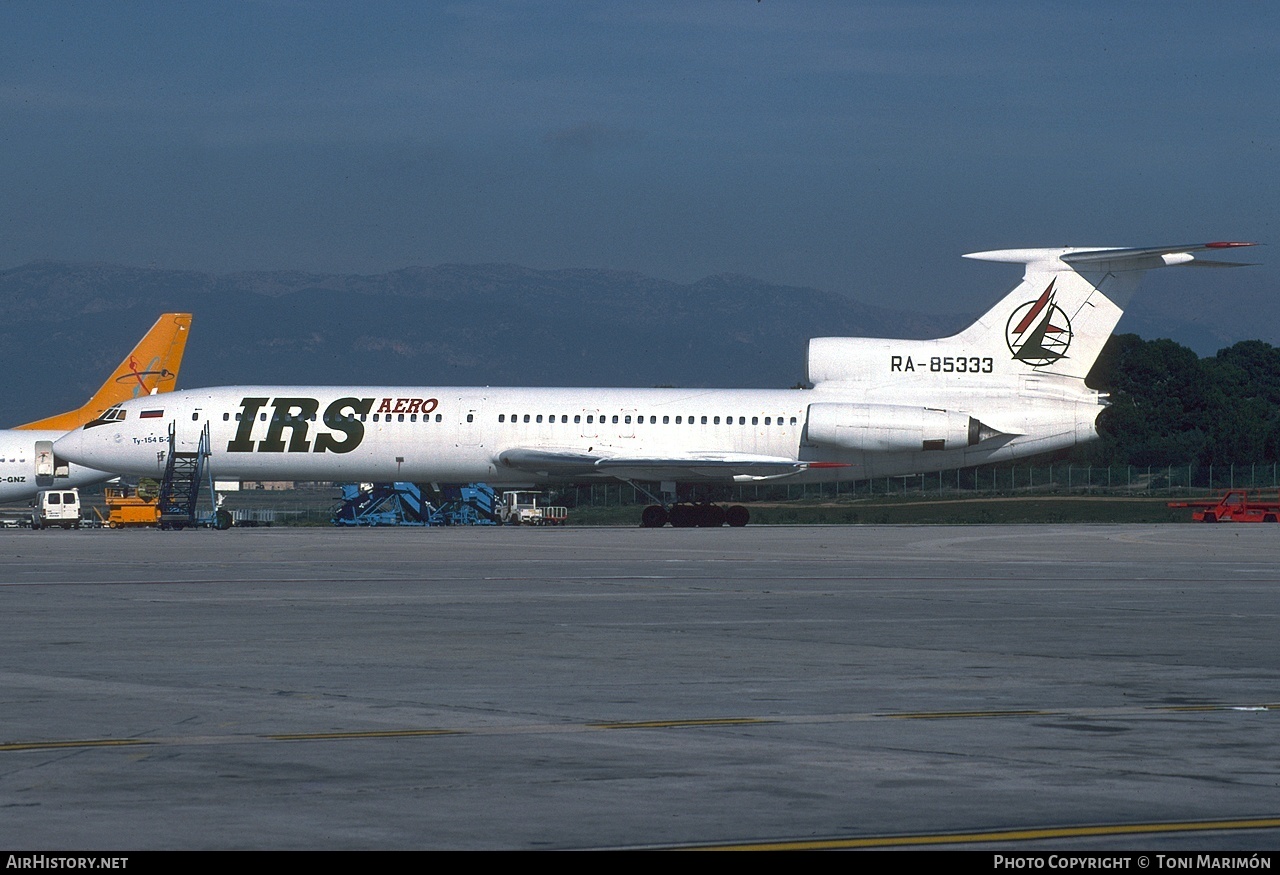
[500,490,568,525]
[96,483,162,528]
[1168,491,1280,523]
[332,483,569,526]
[31,489,82,529]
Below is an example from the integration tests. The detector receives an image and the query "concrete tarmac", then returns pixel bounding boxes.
[2,524,1279,850]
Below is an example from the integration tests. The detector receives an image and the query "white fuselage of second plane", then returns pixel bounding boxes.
[52,381,1103,487]
[0,429,115,502]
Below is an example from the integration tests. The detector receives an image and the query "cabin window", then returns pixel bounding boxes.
[700,416,707,424]
[260,412,267,422]
[498,414,505,422]
[624,415,631,424]
[612,415,619,424]
[790,417,797,425]
[574,415,581,423]
[752,416,758,425]
[435,414,442,422]
[223,413,230,421]
[663,415,669,424]
[467,414,474,423]
[410,414,417,422]
[524,414,531,423]
[713,416,720,425]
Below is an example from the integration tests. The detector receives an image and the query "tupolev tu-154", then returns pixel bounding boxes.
[52,243,1254,526]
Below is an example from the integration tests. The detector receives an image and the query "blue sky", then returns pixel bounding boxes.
[0,1,1275,316]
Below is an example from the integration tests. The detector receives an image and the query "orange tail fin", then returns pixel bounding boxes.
[15,313,192,431]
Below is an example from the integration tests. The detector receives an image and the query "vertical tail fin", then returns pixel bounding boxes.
[806,243,1254,387]
[957,243,1256,381]
[15,313,193,431]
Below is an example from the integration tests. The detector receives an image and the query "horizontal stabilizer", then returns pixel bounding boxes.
[964,242,1256,269]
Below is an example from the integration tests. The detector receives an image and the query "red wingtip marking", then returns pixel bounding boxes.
[1205,241,1257,248]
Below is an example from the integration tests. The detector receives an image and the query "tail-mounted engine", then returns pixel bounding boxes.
[805,403,1003,453]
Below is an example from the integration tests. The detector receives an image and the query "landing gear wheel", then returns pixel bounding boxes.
[695,504,726,527]
[641,505,669,528]
[669,505,696,528]
[214,509,233,530]
[725,505,749,527]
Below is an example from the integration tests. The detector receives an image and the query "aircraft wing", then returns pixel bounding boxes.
[496,448,848,482]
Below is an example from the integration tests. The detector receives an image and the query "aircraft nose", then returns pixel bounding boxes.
[52,428,92,466]
[55,419,167,478]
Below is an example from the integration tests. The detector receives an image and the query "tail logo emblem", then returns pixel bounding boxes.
[1005,280,1072,367]
[114,355,177,397]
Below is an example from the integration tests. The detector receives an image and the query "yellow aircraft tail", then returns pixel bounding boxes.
[15,313,193,431]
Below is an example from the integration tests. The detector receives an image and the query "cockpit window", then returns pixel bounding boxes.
[85,405,127,429]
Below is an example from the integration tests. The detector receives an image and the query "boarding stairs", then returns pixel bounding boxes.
[158,422,212,530]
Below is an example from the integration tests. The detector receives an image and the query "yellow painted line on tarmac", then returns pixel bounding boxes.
[589,717,774,730]
[885,709,1051,720]
[0,738,156,752]
[688,817,1280,850]
[266,728,464,741]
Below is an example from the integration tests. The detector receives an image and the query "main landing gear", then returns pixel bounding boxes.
[626,481,750,528]
[640,503,749,528]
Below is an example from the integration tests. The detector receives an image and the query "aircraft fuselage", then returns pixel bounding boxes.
[52,381,1100,487]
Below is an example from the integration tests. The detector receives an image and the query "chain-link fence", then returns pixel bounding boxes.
[561,462,1280,506]
[51,465,1280,525]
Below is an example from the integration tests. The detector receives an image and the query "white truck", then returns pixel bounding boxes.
[500,491,568,526]
[31,488,82,529]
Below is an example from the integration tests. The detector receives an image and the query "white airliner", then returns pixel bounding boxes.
[0,313,191,503]
[53,244,1253,526]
